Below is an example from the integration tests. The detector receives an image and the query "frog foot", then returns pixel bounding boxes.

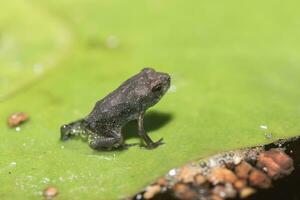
[120,143,139,150]
[146,138,164,149]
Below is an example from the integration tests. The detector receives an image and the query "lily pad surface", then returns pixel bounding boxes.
[1,0,300,199]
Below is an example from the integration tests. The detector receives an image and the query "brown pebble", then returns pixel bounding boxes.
[157,178,168,186]
[257,148,294,179]
[249,169,271,189]
[7,112,29,127]
[212,183,237,199]
[234,179,247,191]
[240,187,256,198]
[235,161,253,179]
[173,183,197,200]
[143,185,161,199]
[211,194,224,200]
[194,174,206,185]
[43,186,58,199]
[176,165,201,183]
[209,167,238,185]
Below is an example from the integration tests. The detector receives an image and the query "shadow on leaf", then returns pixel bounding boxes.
[123,111,173,140]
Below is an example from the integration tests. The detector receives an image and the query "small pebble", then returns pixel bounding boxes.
[176,165,201,183]
[8,112,29,127]
[157,178,168,186]
[173,183,197,200]
[249,169,271,189]
[257,148,294,179]
[194,174,206,185]
[239,187,256,198]
[209,167,237,185]
[212,183,237,199]
[143,185,161,199]
[235,161,252,179]
[43,186,58,199]
[211,194,224,200]
[234,179,247,190]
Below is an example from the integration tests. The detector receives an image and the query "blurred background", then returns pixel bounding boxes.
[1,0,300,199]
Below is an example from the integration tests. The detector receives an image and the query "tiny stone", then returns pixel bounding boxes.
[211,194,224,200]
[7,112,29,128]
[209,167,238,185]
[257,148,294,179]
[43,186,58,199]
[143,185,161,199]
[212,183,237,199]
[173,183,197,200]
[157,178,168,186]
[176,165,201,183]
[234,179,247,191]
[240,187,256,198]
[235,161,253,179]
[194,174,206,185]
[249,169,271,189]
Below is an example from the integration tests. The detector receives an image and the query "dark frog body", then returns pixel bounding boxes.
[60,68,171,150]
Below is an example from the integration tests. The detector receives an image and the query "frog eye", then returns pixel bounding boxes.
[152,84,163,93]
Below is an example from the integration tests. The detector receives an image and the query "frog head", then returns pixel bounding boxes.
[142,68,171,105]
[60,120,88,141]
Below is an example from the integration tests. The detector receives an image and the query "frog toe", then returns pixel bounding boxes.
[147,138,164,149]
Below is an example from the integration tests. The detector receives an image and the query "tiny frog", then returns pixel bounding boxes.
[60,68,171,150]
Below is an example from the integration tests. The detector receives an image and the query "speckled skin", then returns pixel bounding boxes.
[60,68,171,151]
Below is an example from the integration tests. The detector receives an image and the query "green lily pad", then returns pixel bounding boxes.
[1,0,300,199]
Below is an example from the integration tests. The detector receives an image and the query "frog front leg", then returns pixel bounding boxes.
[88,130,124,151]
[138,112,164,149]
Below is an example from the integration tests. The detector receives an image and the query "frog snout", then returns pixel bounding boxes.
[159,73,171,83]
[60,124,71,141]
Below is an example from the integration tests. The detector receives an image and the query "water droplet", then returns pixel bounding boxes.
[41,177,50,184]
[15,127,21,132]
[168,168,176,176]
[264,133,273,139]
[260,125,268,130]
[106,35,119,49]
[168,85,177,93]
[263,167,268,172]
[136,194,143,200]
[9,162,17,167]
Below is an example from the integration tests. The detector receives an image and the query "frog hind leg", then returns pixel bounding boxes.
[137,112,164,149]
[88,130,124,151]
